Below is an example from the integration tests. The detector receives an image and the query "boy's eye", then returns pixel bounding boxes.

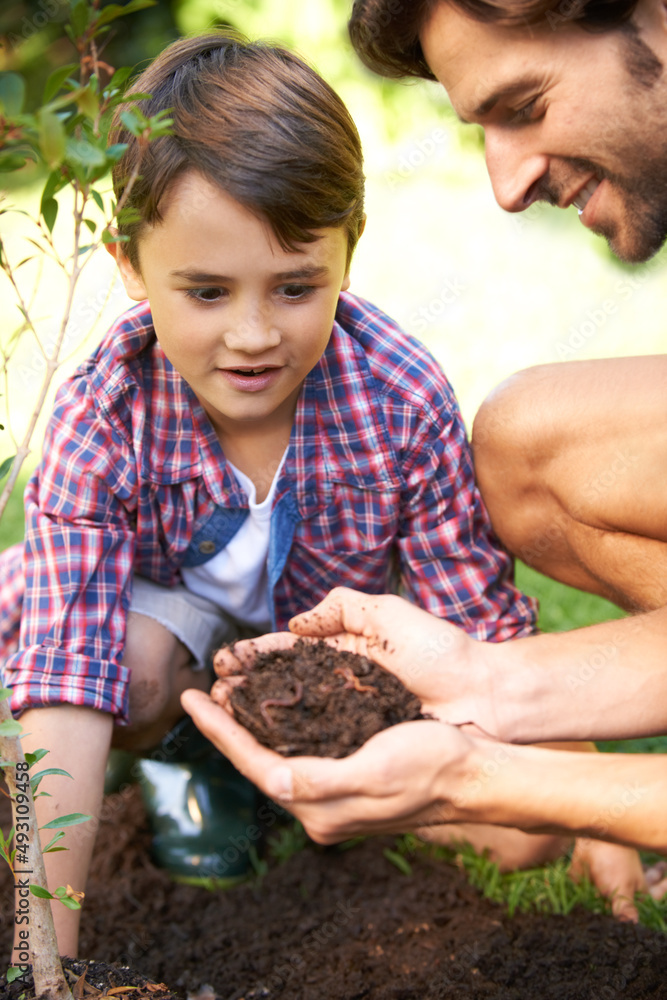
[280,283,314,300]
[186,287,226,303]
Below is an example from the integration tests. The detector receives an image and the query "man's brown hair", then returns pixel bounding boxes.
[349,0,642,81]
[111,32,365,269]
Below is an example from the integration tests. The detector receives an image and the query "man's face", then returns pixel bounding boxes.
[113,171,350,446]
[420,1,667,262]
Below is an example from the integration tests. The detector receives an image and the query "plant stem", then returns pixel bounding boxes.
[0,698,74,1000]
[0,186,85,523]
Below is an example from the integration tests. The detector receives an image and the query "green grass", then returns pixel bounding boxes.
[388,834,667,933]
[515,560,626,634]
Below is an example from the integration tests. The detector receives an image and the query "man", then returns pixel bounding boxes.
[349,0,667,613]
[184,0,667,913]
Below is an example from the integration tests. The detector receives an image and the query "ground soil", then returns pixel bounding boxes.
[1,786,666,1000]
[224,639,426,758]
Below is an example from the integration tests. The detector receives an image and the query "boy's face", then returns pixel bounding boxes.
[112,171,351,443]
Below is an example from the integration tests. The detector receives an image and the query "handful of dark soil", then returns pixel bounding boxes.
[225,638,428,758]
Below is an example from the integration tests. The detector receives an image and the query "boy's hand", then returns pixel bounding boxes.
[569,839,646,922]
[213,588,504,738]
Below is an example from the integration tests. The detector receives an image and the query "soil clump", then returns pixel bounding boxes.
[223,638,427,757]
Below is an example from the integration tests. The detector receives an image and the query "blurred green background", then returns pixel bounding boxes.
[1,1,665,761]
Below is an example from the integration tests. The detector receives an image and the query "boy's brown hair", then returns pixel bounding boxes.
[111,32,365,270]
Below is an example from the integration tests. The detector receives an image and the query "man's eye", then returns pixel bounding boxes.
[186,287,225,302]
[509,99,540,124]
[280,284,314,300]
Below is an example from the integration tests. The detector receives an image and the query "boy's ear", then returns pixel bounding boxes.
[105,234,148,301]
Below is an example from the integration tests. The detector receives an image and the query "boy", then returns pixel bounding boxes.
[0,31,542,957]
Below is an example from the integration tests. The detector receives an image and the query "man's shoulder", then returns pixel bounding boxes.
[333,290,456,414]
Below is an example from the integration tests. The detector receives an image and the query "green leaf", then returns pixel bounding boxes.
[104,142,128,162]
[65,137,107,169]
[41,169,66,206]
[0,718,22,737]
[107,66,133,92]
[7,968,25,984]
[76,84,99,120]
[119,109,143,137]
[30,767,73,794]
[95,0,156,29]
[69,0,92,39]
[24,748,48,767]
[38,109,66,169]
[0,153,27,173]
[41,812,91,830]
[41,198,58,234]
[116,206,142,226]
[0,73,25,117]
[58,896,83,910]
[83,218,96,234]
[0,688,12,702]
[42,830,65,853]
[43,64,79,105]
[119,92,153,104]
[30,885,55,899]
[91,189,104,212]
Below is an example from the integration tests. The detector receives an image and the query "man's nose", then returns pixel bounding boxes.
[224,303,281,354]
[484,127,550,213]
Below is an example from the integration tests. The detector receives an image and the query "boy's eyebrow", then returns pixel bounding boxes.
[170,266,331,283]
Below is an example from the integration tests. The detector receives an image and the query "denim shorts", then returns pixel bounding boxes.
[130,577,257,670]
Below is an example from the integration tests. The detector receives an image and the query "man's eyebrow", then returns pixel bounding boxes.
[461,76,544,121]
[170,266,330,283]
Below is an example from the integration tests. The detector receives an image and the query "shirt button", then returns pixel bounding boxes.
[198,540,216,555]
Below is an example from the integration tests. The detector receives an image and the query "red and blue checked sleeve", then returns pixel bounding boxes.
[393,387,537,641]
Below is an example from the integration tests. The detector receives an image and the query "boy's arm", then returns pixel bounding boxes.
[4,366,139,726]
[19,705,113,959]
[392,377,536,641]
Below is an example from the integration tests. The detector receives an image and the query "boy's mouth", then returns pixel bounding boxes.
[231,367,272,377]
[219,365,283,392]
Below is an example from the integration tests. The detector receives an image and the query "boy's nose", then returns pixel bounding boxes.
[485,127,550,213]
[224,306,281,354]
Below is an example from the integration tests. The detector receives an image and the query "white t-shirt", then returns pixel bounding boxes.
[181,452,286,631]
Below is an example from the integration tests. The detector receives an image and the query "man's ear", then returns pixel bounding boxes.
[105,235,148,301]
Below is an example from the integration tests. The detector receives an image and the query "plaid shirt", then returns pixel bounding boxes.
[0,291,536,722]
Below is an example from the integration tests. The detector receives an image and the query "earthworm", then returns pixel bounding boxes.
[260,680,304,727]
[333,665,377,694]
